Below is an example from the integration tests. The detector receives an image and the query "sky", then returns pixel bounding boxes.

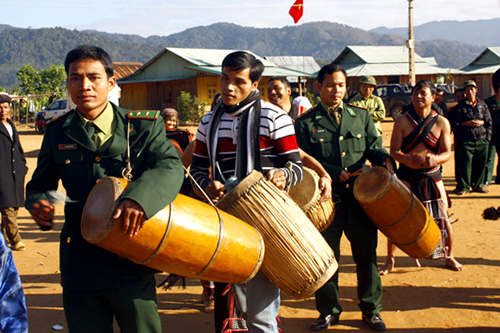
[1,0,499,37]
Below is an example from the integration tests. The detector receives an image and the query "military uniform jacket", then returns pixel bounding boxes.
[25,104,184,290]
[0,119,28,208]
[294,103,392,225]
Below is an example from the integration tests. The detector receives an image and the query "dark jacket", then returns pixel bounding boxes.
[453,98,492,142]
[0,119,27,208]
[485,96,500,144]
[25,104,184,290]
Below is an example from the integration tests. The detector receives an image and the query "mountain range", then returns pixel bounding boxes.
[0,19,492,89]
[371,18,500,47]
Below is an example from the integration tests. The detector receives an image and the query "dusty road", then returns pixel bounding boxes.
[10,120,500,332]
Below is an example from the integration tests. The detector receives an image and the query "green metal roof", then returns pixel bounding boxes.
[265,56,320,75]
[333,46,460,77]
[461,47,500,74]
[168,47,277,67]
[117,76,187,84]
[461,63,500,74]
[335,46,426,64]
[118,47,309,83]
[342,63,459,77]
[184,65,309,77]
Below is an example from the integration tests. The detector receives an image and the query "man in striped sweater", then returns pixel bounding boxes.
[190,51,303,333]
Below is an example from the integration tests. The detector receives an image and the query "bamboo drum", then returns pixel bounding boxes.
[81,177,264,284]
[288,167,335,232]
[217,171,338,299]
[353,166,440,258]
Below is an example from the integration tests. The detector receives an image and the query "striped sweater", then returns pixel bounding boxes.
[191,100,303,190]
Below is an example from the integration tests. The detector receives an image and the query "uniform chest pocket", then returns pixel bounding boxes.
[54,151,84,165]
[310,129,334,158]
[344,130,365,152]
[310,130,332,144]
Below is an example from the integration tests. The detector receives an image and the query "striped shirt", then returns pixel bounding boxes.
[191,100,303,190]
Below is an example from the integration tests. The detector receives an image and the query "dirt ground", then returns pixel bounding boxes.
[11,120,500,332]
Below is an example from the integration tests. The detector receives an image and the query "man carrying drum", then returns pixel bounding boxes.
[382,80,463,274]
[294,63,394,332]
[266,76,332,202]
[190,51,303,333]
[25,45,184,332]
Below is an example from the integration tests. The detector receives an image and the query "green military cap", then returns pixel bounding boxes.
[463,80,477,88]
[360,75,377,87]
[126,110,160,120]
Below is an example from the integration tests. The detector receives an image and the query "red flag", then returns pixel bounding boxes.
[289,0,304,24]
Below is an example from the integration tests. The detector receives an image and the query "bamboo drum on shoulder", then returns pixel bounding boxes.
[216,170,338,299]
[81,177,264,284]
[353,166,440,259]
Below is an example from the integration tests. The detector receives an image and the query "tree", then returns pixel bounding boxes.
[16,64,67,119]
[39,64,66,102]
[17,65,40,95]
[175,91,206,124]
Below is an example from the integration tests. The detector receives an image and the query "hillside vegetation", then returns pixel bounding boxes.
[0,21,485,88]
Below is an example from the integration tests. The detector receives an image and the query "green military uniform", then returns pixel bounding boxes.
[349,93,386,147]
[484,95,500,184]
[295,102,392,318]
[25,103,184,332]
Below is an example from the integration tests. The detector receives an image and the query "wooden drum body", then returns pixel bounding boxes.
[288,167,335,232]
[81,177,264,284]
[217,171,338,299]
[353,166,440,259]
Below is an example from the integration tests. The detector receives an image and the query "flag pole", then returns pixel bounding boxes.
[301,17,305,96]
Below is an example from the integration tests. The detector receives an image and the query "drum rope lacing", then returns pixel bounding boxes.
[183,165,226,278]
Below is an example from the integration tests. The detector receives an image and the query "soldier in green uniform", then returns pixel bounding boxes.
[294,64,394,332]
[349,75,386,147]
[25,45,184,332]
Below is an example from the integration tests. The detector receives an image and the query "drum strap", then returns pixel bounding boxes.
[122,118,133,180]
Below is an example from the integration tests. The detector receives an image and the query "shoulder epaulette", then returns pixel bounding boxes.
[45,110,74,126]
[126,110,160,120]
[297,106,316,119]
[347,103,368,111]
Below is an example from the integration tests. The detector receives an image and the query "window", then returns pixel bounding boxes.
[376,87,387,97]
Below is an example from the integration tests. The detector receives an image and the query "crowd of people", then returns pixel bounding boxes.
[2,44,499,332]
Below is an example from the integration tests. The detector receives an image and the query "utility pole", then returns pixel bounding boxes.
[408,0,416,86]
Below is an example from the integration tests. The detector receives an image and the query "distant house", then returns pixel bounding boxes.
[331,46,459,95]
[117,48,308,111]
[265,56,320,95]
[114,62,143,79]
[112,62,142,106]
[459,47,500,100]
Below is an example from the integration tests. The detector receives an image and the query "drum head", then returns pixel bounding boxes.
[353,166,391,204]
[81,177,126,243]
[217,170,264,211]
[288,167,320,210]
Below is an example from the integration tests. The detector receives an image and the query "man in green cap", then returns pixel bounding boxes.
[452,80,492,195]
[349,75,386,147]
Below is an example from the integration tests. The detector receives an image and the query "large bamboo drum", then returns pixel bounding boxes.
[81,177,264,284]
[353,166,440,259]
[217,171,338,299]
[288,167,335,232]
